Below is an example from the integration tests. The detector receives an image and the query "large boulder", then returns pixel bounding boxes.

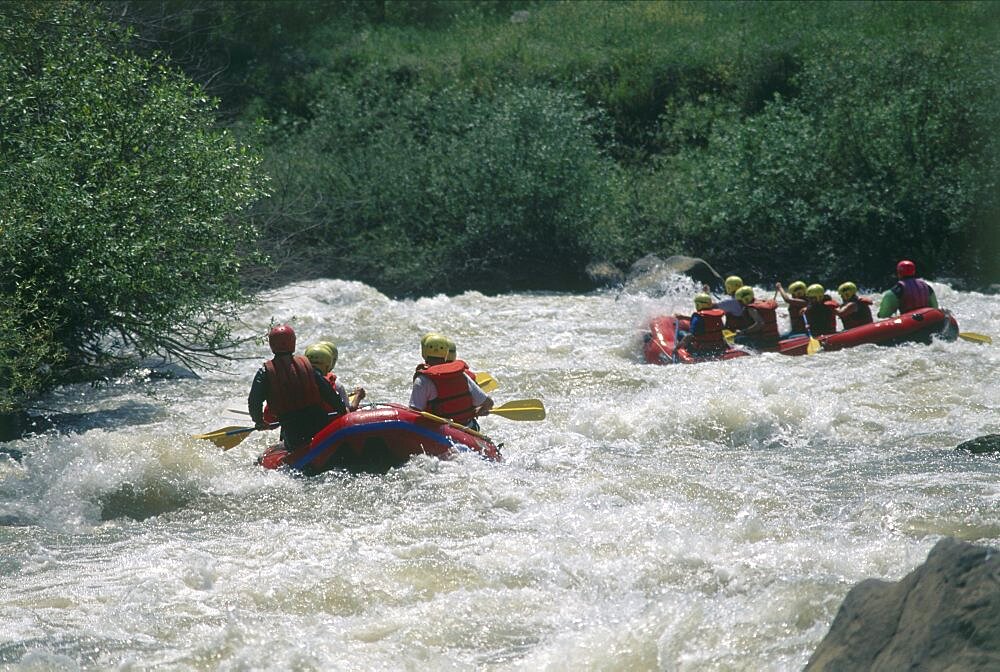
[956,434,1000,455]
[805,537,1000,671]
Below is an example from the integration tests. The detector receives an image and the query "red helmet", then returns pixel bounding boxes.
[896,259,916,278]
[268,324,296,354]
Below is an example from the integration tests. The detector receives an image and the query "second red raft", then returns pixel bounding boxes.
[778,307,959,356]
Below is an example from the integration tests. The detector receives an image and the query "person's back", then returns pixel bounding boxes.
[803,284,838,336]
[731,286,780,351]
[776,280,808,338]
[248,325,345,450]
[410,333,493,427]
[718,275,753,331]
[678,294,727,356]
[878,260,937,318]
[835,282,874,330]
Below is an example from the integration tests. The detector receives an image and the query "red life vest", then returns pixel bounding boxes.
[747,300,780,348]
[804,298,838,336]
[263,354,322,417]
[893,278,932,313]
[687,309,727,353]
[419,360,478,425]
[417,362,478,383]
[724,305,754,331]
[840,296,874,330]
[319,372,340,414]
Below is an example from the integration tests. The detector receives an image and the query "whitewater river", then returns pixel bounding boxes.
[2,273,998,671]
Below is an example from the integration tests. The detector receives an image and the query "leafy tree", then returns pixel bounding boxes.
[0,1,268,413]
[258,79,628,295]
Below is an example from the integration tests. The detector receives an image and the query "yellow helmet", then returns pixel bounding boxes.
[421,333,450,360]
[445,338,457,362]
[694,293,713,310]
[734,285,755,305]
[837,282,857,300]
[805,283,825,299]
[724,275,744,295]
[787,280,807,298]
[304,344,334,374]
[316,340,338,368]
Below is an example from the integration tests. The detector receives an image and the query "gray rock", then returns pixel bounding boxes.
[957,435,1000,455]
[805,537,1000,671]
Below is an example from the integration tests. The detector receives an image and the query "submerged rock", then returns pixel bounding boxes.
[805,537,1000,671]
[956,434,1000,455]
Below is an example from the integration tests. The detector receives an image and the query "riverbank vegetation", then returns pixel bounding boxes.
[2,0,998,415]
[113,0,998,294]
[0,3,266,413]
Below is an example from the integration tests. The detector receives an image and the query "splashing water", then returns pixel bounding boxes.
[2,276,998,670]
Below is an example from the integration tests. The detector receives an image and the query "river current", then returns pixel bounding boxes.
[2,274,998,671]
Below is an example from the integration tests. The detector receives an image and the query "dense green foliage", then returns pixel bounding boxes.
[260,82,627,293]
[0,2,266,412]
[227,0,998,292]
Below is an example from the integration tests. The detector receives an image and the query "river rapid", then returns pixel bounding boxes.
[2,274,998,671]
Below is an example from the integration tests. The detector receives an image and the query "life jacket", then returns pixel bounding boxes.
[263,354,322,417]
[417,362,478,384]
[840,296,874,330]
[724,304,754,331]
[463,363,478,383]
[892,278,932,313]
[804,297,838,336]
[318,372,341,414]
[687,309,727,353]
[419,360,478,425]
[747,300,780,349]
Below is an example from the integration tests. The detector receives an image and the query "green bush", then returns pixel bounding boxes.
[633,15,1000,286]
[0,2,267,412]
[258,78,629,294]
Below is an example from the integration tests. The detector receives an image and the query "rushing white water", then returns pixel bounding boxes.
[2,275,998,671]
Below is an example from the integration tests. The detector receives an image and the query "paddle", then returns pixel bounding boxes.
[208,391,364,451]
[723,329,736,344]
[475,371,498,392]
[801,313,822,355]
[488,398,546,421]
[417,410,490,439]
[193,424,277,451]
[958,332,992,345]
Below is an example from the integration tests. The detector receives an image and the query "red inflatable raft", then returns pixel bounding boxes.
[779,307,959,356]
[258,403,502,475]
[642,315,751,364]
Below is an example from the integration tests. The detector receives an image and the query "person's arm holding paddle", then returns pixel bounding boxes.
[248,365,269,430]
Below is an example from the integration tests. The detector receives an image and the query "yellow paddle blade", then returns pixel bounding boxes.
[806,337,822,355]
[722,330,736,344]
[959,332,992,345]
[490,399,545,421]
[475,371,498,393]
[192,426,255,450]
